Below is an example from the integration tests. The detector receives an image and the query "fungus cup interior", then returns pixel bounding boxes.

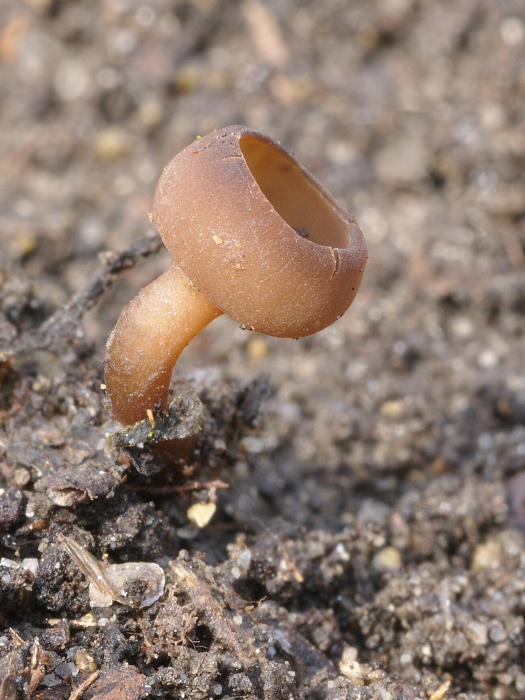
[239,134,349,249]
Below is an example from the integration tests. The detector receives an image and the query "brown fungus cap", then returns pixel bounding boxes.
[153,125,367,338]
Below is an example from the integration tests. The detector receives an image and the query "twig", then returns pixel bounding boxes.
[9,232,162,356]
[68,670,100,700]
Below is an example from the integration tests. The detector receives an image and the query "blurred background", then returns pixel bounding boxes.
[1,0,523,344]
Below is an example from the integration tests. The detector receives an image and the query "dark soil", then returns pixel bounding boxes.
[1,1,525,698]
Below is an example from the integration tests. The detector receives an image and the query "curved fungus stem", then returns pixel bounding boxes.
[104,125,368,461]
[105,266,222,427]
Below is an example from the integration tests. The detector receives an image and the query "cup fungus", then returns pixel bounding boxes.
[105,125,367,438]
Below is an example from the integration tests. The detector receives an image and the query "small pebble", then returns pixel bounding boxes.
[54,59,90,101]
[374,135,430,183]
[500,17,524,46]
[372,546,402,572]
[94,127,131,161]
[471,539,501,571]
[488,622,507,644]
[187,502,216,529]
[380,399,404,419]
[74,649,97,674]
[246,336,268,360]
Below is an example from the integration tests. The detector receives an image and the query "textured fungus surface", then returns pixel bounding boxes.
[153,126,367,337]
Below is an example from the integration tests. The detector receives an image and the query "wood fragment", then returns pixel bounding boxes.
[9,233,162,356]
[68,670,100,700]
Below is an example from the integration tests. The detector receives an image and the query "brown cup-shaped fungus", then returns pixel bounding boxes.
[105,126,367,440]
